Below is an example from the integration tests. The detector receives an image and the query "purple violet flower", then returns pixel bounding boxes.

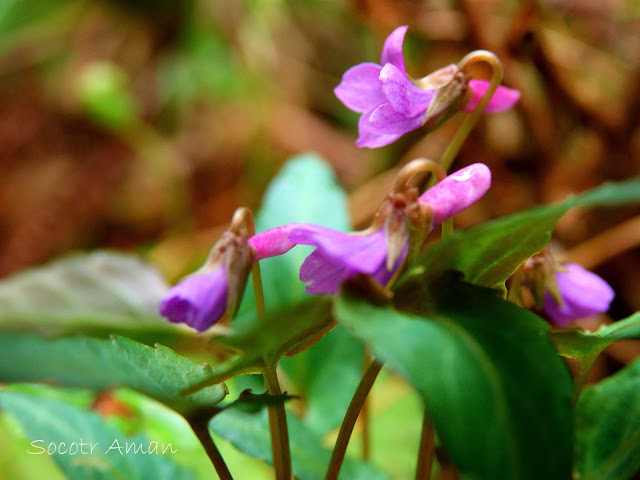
[334,25,521,148]
[249,163,492,295]
[159,267,229,332]
[543,263,615,327]
[159,230,255,332]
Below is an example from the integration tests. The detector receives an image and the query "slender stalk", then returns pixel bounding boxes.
[414,410,435,480]
[325,358,384,480]
[441,218,453,238]
[361,349,372,461]
[188,411,234,480]
[264,362,292,480]
[437,50,504,173]
[234,206,291,479]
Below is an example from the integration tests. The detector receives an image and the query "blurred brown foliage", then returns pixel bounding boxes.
[0,0,639,374]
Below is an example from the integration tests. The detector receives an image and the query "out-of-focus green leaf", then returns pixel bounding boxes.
[77,62,139,132]
[396,178,640,293]
[575,357,640,480]
[0,334,227,412]
[0,250,194,344]
[335,276,574,480]
[209,408,388,480]
[0,391,197,480]
[0,411,66,480]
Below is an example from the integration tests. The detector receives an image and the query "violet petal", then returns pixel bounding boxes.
[543,264,615,327]
[379,63,434,117]
[463,80,521,113]
[380,25,408,74]
[419,163,492,224]
[356,107,405,148]
[368,103,424,135]
[159,267,228,332]
[334,63,385,114]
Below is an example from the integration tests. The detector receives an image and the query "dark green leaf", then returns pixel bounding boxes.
[575,357,640,480]
[0,334,227,411]
[396,178,640,292]
[0,391,197,480]
[209,408,388,480]
[335,277,574,480]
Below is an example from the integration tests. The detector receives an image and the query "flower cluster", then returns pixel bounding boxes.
[334,26,520,148]
[159,163,492,331]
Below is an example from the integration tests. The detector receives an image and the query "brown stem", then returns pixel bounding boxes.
[187,410,234,480]
[325,358,384,480]
[414,409,435,480]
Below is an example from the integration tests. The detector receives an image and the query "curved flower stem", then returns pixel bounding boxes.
[414,409,435,480]
[325,358,384,480]
[263,361,292,480]
[437,50,504,174]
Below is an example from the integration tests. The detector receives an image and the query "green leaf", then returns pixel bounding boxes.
[0,411,67,480]
[184,298,333,393]
[0,391,197,480]
[0,250,195,344]
[552,313,640,364]
[240,153,363,435]
[209,408,388,480]
[397,178,640,292]
[0,334,227,412]
[335,277,574,480]
[575,357,640,480]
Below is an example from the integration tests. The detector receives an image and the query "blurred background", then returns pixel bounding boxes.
[0,0,639,371]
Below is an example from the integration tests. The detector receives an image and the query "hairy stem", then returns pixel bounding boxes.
[325,358,384,480]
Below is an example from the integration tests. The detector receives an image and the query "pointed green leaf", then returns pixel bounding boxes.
[335,278,574,480]
[0,334,226,411]
[575,357,640,480]
[397,178,640,292]
[209,408,388,480]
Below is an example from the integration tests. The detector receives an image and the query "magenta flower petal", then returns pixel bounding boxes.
[379,63,435,117]
[419,163,492,224]
[463,80,520,113]
[159,267,228,332]
[356,108,405,148]
[334,63,385,114]
[249,223,298,260]
[380,25,408,73]
[288,224,388,274]
[299,249,356,295]
[543,264,615,327]
[368,103,424,135]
